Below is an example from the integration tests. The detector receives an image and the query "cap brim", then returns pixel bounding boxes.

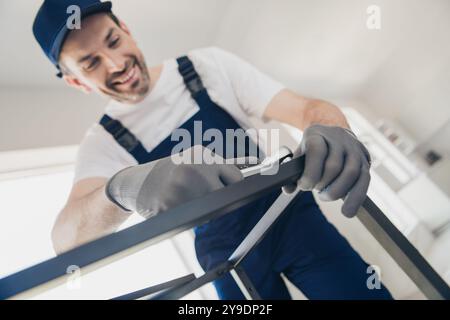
[50,1,113,66]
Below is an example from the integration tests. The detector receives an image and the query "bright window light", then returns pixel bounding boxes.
[0,171,73,277]
[0,168,217,299]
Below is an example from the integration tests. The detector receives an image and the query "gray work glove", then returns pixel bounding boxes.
[283,124,372,218]
[106,146,244,219]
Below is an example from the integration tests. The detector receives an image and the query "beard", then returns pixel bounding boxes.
[102,55,151,104]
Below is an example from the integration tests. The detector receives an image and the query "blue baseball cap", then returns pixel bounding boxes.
[33,0,112,76]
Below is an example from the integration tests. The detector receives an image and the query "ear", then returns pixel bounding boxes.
[63,75,92,94]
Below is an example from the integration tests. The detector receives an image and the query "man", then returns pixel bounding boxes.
[33,0,392,299]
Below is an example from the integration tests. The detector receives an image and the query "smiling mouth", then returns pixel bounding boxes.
[113,62,139,86]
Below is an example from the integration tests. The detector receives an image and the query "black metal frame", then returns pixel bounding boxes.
[146,188,305,301]
[357,198,450,299]
[0,155,449,300]
[112,274,196,300]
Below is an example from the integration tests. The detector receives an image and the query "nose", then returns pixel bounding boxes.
[102,51,126,74]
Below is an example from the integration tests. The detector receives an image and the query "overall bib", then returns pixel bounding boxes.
[100,56,392,300]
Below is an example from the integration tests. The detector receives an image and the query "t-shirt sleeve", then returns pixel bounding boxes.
[209,47,285,119]
[73,124,137,184]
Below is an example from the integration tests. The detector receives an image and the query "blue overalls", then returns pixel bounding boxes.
[100,56,393,300]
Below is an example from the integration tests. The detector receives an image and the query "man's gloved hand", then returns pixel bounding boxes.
[106,146,243,219]
[283,124,372,218]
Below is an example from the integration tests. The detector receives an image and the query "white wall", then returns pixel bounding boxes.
[0,87,105,151]
[359,0,450,152]
[214,0,450,155]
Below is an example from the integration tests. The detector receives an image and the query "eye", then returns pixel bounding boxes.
[86,57,100,71]
[109,35,120,48]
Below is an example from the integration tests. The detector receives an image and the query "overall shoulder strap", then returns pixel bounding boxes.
[99,114,148,164]
[176,56,218,111]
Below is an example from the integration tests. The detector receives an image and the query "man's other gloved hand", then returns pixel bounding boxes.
[283,124,372,218]
[106,146,243,219]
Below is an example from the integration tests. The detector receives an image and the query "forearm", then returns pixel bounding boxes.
[52,184,129,254]
[264,90,350,131]
[302,99,350,130]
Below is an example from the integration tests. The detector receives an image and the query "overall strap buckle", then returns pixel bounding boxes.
[177,56,205,98]
[100,116,140,153]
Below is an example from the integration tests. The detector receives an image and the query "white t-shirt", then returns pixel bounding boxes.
[73,47,285,184]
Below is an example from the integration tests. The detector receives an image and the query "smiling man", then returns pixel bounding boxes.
[59,11,152,103]
[33,0,392,300]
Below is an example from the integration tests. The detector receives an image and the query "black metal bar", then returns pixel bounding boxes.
[358,198,450,300]
[0,156,305,300]
[111,273,196,300]
[230,266,262,300]
[150,262,233,300]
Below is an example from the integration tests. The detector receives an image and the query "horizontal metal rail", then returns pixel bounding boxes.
[150,262,234,300]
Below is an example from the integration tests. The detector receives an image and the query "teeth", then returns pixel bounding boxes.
[119,67,135,84]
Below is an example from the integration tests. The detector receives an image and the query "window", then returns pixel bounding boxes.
[0,147,217,299]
